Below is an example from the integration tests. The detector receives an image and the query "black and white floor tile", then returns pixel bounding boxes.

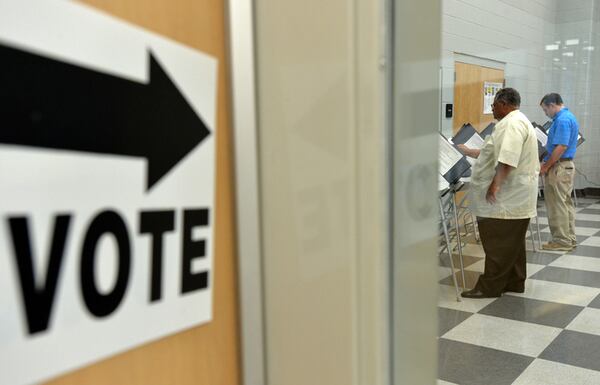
[438,197,600,385]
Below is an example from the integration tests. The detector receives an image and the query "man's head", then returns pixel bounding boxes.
[492,88,520,120]
[540,93,564,119]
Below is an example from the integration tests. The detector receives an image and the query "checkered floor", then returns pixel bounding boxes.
[438,197,600,385]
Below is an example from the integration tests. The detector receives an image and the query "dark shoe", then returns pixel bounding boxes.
[461,288,501,299]
[542,242,573,251]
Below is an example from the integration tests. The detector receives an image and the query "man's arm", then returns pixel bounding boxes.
[486,162,515,204]
[457,144,481,158]
[540,144,567,175]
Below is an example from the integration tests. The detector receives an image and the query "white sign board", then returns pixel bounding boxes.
[483,82,503,114]
[0,1,218,384]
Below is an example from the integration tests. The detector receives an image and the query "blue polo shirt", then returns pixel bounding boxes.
[544,107,578,161]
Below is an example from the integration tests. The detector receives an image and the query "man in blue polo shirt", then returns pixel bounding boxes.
[539,93,579,251]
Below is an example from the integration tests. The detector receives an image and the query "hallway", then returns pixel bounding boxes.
[438,196,600,384]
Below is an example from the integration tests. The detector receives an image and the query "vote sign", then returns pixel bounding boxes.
[0,1,218,384]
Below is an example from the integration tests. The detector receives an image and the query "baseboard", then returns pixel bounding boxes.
[582,187,600,198]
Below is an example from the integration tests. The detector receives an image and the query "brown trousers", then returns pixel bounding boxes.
[475,217,530,295]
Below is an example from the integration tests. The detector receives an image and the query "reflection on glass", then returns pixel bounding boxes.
[435,1,600,384]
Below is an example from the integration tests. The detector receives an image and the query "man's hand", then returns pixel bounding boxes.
[541,145,567,176]
[486,163,513,204]
[457,144,480,158]
[486,181,500,204]
[540,161,550,176]
[457,144,470,154]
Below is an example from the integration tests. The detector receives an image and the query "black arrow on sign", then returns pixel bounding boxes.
[0,43,211,191]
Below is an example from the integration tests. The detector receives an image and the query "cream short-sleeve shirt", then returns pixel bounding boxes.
[469,110,540,219]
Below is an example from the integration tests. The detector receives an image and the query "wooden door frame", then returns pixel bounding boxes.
[454,52,505,72]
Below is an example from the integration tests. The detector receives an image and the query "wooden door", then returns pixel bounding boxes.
[454,62,504,133]
[46,1,240,384]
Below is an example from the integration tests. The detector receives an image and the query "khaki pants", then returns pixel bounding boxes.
[544,160,576,246]
[476,217,530,295]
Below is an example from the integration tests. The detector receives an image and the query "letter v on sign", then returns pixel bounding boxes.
[8,216,72,335]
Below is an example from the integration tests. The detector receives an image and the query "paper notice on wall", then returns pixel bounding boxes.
[483,82,503,114]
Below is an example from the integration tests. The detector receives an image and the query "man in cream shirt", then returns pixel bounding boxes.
[461,88,540,299]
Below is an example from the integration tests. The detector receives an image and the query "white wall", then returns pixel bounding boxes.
[545,0,600,189]
[442,0,600,189]
[586,0,600,188]
[441,0,557,136]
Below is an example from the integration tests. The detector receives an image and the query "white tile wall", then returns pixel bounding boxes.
[441,0,556,137]
[442,0,600,189]
[546,2,600,189]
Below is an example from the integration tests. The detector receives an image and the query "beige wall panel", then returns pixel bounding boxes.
[254,0,389,384]
[254,0,357,380]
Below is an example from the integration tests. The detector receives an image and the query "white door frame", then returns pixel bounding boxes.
[227,1,266,384]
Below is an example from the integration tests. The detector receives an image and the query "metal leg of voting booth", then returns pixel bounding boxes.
[450,192,467,288]
[534,215,542,249]
[528,222,537,252]
[439,197,462,301]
